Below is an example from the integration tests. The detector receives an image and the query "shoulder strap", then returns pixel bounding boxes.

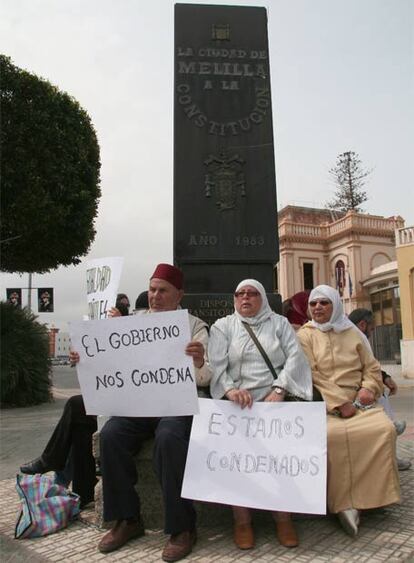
[241,321,278,380]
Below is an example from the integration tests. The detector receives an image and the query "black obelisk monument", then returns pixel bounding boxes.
[174,4,280,322]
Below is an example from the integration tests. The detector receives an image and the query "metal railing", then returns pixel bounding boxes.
[371,324,402,363]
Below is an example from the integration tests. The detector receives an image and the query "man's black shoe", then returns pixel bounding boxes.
[20,457,50,475]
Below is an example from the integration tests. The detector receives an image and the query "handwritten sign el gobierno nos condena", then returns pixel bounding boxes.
[69,309,199,417]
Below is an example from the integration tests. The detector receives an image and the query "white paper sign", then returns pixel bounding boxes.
[182,399,327,515]
[69,310,199,417]
[86,256,124,319]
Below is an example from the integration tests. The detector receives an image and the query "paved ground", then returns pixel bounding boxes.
[1,365,413,562]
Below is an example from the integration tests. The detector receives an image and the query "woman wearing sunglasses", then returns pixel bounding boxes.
[208,279,313,550]
[297,285,400,536]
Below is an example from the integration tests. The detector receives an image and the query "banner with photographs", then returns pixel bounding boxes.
[38,288,54,313]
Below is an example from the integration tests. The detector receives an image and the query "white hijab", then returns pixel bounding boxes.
[234,279,273,326]
[309,285,354,333]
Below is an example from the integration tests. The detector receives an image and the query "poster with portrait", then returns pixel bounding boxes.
[7,288,22,308]
[38,288,54,312]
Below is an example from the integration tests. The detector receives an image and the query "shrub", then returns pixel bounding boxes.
[1,301,52,406]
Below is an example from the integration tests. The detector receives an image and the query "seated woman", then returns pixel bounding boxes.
[297,285,401,536]
[209,279,313,550]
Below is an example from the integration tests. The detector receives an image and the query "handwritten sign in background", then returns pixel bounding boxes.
[69,310,199,417]
[182,399,327,515]
[86,256,124,319]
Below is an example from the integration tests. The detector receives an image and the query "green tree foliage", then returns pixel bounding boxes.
[326,151,370,213]
[0,302,52,407]
[0,55,101,273]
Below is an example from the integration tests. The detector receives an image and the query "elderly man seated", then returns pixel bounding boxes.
[96,264,211,561]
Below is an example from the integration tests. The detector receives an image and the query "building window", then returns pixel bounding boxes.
[371,287,400,326]
[335,260,346,296]
[303,263,314,290]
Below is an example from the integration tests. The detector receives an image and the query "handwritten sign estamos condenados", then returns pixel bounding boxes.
[86,257,124,320]
[69,310,199,417]
[182,399,327,515]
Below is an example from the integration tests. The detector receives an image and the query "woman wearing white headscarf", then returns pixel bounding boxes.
[209,279,313,550]
[297,285,400,536]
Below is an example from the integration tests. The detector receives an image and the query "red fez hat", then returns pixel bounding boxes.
[150,263,184,290]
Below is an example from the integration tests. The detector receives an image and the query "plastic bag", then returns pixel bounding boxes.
[15,473,80,538]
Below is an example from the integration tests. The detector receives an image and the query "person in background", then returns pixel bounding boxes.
[115,293,130,316]
[282,290,310,331]
[348,308,411,471]
[209,279,313,550]
[134,290,149,312]
[298,286,400,536]
[20,293,131,507]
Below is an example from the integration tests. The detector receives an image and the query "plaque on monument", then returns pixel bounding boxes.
[182,291,281,327]
[174,4,278,295]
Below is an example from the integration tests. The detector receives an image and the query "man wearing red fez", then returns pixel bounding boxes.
[98,263,211,561]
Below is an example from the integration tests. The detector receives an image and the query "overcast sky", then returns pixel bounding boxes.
[1,0,413,330]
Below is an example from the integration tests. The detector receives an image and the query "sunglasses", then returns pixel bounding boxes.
[309,300,331,307]
[234,290,260,298]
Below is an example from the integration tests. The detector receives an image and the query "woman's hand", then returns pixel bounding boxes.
[69,350,80,367]
[264,389,285,402]
[108,307,121,318]
[338,401,356,418]
[357,388,375,406]
[225,388,253,409]
[185,341,205,369]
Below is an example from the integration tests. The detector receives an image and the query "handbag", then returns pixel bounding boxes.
[241,321,279,380]
[15,473,80,539]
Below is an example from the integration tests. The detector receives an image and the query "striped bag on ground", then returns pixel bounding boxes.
[15,473,80,538]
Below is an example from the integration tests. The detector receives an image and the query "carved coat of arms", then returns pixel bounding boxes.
[204,152,246,211]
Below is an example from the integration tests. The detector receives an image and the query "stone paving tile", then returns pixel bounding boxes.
[1,442,414,562]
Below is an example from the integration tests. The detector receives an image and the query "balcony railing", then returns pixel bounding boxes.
[396,226,414,247]
[279,212,404,241]
[279,223,327,238]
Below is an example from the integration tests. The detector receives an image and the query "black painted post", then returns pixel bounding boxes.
[174,4,280,322]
